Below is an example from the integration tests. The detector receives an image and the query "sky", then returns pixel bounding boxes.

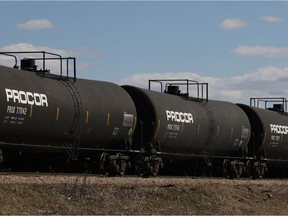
[1,1,288,104]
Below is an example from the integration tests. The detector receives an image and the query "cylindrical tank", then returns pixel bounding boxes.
[123,85,251,158]
[206,100,251,156]
[0,65,137,152]
[74,79,137,150]
[238,104,288,160]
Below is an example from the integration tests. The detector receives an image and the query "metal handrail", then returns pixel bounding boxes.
[149,79,208,101]
[0,51,77,81]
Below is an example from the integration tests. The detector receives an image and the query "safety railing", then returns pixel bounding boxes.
[149,79,208,102]
[0,51,77,81]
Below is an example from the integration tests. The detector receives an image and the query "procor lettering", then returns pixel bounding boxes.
[5,88,48,107]
[270,124,288,135]
[166,110,194,124]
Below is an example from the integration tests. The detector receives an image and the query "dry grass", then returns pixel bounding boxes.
[0,174,288,214]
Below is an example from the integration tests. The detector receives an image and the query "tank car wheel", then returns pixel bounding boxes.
[223,159,231,178]
[151,156,163,177]
[115,153,130,176]
[245,160,253,178]
[145,156,163,177]
[0,149,3,165]
[134,155,144,176]
[254,162,267,179]
[230,160,244,179]
[100,153,110,176]
[151,162,160,177]
[134,155,163,177]
[118,159,128,176]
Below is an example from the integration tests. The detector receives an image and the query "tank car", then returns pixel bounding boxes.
[0,51,136,174]
[238,98,288,178]
[123,79,251,177]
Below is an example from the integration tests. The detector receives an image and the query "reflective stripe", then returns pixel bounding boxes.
[29,105,33,118]
[86,111,89,124]
[154,120,161,140]
[107,113,110,126]
[56,107,60,121]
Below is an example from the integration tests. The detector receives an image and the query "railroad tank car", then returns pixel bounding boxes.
[238,99,288,178]
[4,51,288,179]
[0,52,137,173]
[122,80,251,176]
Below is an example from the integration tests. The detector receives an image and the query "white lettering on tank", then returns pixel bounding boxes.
[5,88,48,107]
[270,124,288,135]
[166,110,194,124]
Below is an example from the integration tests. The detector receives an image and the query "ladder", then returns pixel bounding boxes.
[201,102,215,166]
[61,79,83,160]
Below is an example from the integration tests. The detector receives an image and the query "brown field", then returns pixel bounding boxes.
[0,174,287,215]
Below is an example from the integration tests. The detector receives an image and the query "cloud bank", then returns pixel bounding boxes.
[16,19,54,31]
[118,66,288,104]
[261,16,283,23]
[233,45,288,57]
[0,43,68,56]
[220,18,248,30]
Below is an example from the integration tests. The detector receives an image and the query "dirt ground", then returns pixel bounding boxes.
[0,174,287,215]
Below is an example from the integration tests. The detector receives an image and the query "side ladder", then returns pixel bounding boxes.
[201,102,215,166]
[61,79,83,160]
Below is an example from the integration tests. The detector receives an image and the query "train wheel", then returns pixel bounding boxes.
[255,162,267,179]
[142,156,163,177]
[223,160,244,179]
[135,155,163,177]
[135,156,145,177]
[152,163,160,177]
[100,153,110,176]
[231,160,244,179]
[100,153,130,176]
[151,156,163,177]
[223,159,231,178]
[245,160,253,178]
[118,159,127,176]
[0,149,3,165]
[115,153,130,176]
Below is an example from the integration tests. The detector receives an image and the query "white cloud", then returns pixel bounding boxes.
[0,43,69,55]
[233,45,288,57]
[261,16,283,23]
[71,47,101,58]
[118,66,288,104]
[220,18,248,30]
[16,19,54,31]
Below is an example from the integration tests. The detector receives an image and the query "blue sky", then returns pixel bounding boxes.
[1,1,288,104]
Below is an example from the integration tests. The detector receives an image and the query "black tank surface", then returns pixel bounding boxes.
[74,79,136,150]
[206,100,251,156]
[238,104,288,160]
[122,85,251,158]
[0,65,136,152]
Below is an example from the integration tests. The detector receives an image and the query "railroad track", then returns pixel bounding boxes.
[0,171,287,186]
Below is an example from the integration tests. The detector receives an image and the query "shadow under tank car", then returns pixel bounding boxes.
[123,79,251,178]
[0,51,137,174]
